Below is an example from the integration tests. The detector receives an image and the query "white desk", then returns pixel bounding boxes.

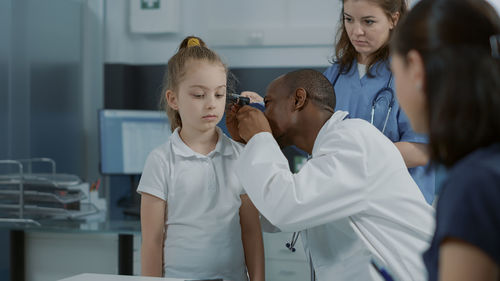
[59,273,185,281]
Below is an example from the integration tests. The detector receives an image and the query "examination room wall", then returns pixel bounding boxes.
[0,2,10,279]
[104,0,340,66]
[1,0,86,171]
[1,1,86,279]
[1,0,104,280]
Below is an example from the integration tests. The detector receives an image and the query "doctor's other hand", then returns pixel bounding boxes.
[240,91,264,104]
[226,104,245,143]
[236,106,272,143]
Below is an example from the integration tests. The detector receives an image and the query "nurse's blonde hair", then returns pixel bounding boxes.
[160,36,228,132]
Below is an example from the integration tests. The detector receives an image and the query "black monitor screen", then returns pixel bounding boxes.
[99,109,171,175]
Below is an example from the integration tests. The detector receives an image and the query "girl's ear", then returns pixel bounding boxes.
[166,90,178,110]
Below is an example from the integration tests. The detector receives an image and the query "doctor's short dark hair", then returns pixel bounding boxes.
[391,0,500,167]
[282,69,336,112]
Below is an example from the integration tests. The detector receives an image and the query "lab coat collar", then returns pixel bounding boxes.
[171,127,234,158]
[312,110,349,157]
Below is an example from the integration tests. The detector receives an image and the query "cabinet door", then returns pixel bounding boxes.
[266,259,311,281]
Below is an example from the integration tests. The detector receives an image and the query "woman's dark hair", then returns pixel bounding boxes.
[391,0,500,167]
[334,0,407,76]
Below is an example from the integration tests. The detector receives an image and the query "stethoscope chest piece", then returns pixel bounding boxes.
[285,231,300,252]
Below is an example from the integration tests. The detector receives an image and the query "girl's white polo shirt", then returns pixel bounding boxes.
[137,127,248,281]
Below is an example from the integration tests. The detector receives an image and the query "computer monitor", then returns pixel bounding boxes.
[98,109,171,175]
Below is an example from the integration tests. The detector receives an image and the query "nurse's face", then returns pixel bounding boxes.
[264,78,295,148]
[343,0,397,64]
[391,53,429,133]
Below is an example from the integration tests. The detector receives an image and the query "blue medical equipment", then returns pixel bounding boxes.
[332,71,395,134]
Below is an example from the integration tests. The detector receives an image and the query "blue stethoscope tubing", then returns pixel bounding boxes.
[332,69,395,134]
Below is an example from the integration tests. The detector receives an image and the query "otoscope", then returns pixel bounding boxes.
[226,93,265,111]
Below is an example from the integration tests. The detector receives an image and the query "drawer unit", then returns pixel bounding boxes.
[265,259,310,281]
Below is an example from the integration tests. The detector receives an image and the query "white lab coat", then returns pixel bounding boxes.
[235,111,434,281]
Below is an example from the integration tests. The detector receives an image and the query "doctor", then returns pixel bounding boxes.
[228,69,434,280]
[324,0,435,204]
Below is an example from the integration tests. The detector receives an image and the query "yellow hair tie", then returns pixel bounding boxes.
[187,38,200,47]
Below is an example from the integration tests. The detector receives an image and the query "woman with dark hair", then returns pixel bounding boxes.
[324,0,436,204]
[391,0,500,279]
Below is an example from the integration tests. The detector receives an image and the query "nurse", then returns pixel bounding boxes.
[391,0,500,279]
[323,0,435,204]
[227,69,434,281]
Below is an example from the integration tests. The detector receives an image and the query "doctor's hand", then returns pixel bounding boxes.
[236,106,272,143]
[226,104,245,143]
[240,91,264,104]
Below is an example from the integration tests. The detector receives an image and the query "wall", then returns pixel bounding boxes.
[0,0,104,178]
[105,0,342,67]
[0,1,104,279]
[0,3,11,279]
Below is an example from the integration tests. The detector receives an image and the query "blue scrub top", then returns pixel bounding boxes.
[323,60,435,204]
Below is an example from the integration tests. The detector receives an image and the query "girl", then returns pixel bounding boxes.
[391,0,500,279]
[138,36,265,281]
[323,0,435,204]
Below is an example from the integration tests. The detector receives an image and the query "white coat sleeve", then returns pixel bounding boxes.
[235,132,369,232]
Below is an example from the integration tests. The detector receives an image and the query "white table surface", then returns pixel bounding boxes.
[58,273,187,281]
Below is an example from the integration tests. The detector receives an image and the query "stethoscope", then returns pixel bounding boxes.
[286,231,317,281]
[332,69,395,134]
[285,231,300,252]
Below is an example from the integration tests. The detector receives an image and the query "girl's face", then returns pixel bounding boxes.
[391,53,428,133]
[343,0,397,63]
[169,60,227,134]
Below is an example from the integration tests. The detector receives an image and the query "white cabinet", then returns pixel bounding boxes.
[266,260,310,281]
[25,232,119,281]
[263,232,310,281]
[24,231,310,281]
